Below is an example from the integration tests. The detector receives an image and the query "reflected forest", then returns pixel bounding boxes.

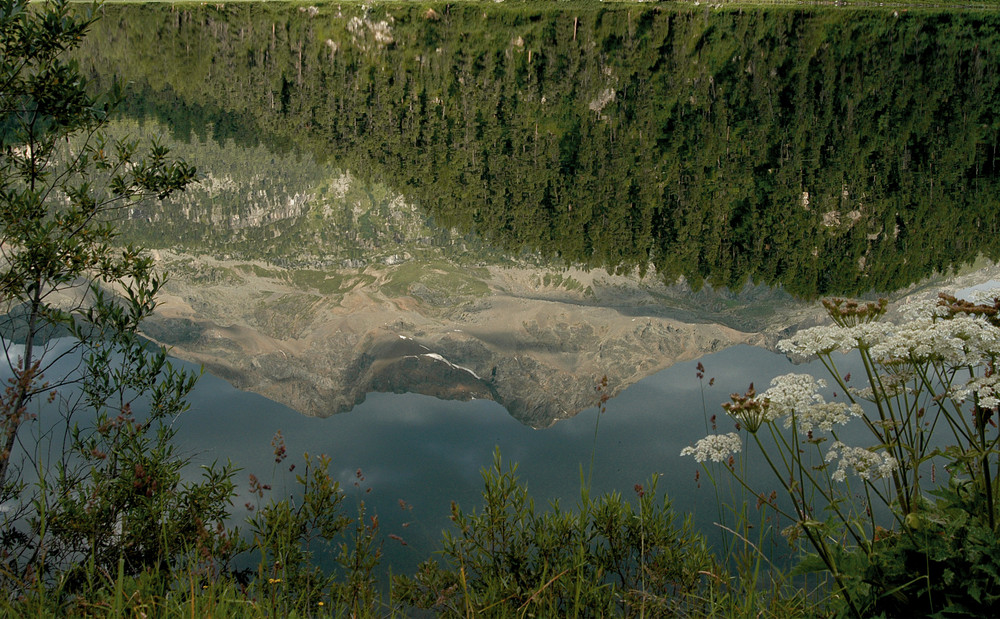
[78,4,1000,297]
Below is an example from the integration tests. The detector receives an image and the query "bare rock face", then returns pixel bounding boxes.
[143,253,778,427]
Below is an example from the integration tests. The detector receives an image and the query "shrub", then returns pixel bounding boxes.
[394,447,719,617]
[0,0,239,603]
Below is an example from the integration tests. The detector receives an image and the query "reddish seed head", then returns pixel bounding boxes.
[389,534,407,546]
[271,431,287,463]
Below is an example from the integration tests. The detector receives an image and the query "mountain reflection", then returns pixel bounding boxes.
[70,4,1000,424]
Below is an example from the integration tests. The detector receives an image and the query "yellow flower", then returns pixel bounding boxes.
[268,578,282,584]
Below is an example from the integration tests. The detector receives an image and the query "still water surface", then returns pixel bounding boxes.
[176,343,868,575]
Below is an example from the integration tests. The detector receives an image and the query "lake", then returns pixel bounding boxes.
[62,1,1000,577]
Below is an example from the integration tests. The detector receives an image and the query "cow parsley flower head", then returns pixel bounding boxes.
[954,316,1000,362]
[898,298,950,325]
[848,369,914,401]
[789,401,863,434]
[850,321,893,348]
[762,374,861,434]
[763,374,826,417]
[777,326,857,361]
[825,441,898,482]
[953,373,1000,410]
[680,433,742,463]
[869,315,1000,366]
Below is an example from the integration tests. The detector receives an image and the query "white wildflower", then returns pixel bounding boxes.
[347,16,364,32]
[956,316,1000,361]
[789,402,863,434]
[680,433,742,463]
[763,374,861,434]
[825,441,898,482]
[850,321,893,348]
[869,315,1000,366]
[897,298,949,325]
[777,326,856,361]
[966,287,1000,305]
[953,373,1000,410]
[847,385,875,400]
[763,374,827,418]
[849,369,913,401]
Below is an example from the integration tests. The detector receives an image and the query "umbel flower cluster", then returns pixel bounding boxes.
[824,442,898,483]
[683,292,1000,480]
[679,433,742,463]
[684,372,871,476]
[679,291,1000,617]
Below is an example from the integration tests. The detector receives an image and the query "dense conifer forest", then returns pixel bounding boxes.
[74,3,1000,298]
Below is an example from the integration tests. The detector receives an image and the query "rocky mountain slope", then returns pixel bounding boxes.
[143,251,798,427]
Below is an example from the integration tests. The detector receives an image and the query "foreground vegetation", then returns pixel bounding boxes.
[5,0,1000,616]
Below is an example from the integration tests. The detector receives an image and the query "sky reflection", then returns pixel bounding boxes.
[173,343,869,576]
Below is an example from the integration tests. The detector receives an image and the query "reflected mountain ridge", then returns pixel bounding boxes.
[66,4,1000,425]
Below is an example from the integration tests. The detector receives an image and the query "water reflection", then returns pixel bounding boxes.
[80,4,1000,298]
[177,344,868,576]
[69,3,1000,427]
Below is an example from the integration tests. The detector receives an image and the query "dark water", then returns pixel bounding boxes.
[7,338,835,576]
[174,343,871,576]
